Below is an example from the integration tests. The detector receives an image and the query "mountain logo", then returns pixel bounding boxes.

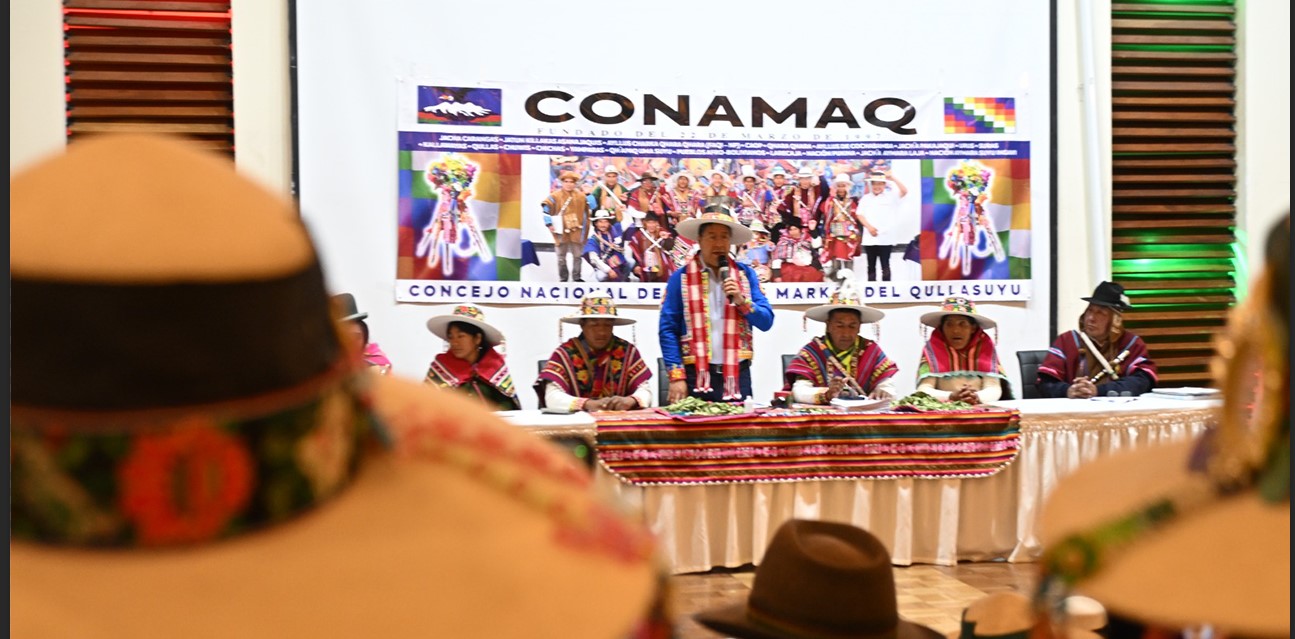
[417,86,502,127]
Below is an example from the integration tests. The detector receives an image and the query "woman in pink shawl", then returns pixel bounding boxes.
[333,293,392,375]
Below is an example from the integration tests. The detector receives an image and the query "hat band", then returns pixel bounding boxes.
[12,260,339,410]
[11,369,374,547]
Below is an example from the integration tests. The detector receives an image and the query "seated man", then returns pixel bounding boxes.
[535,294,654,412]
[785,274,898,404]
[1038,281,1158,398]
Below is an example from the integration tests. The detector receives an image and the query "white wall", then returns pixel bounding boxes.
[11,0,1288,404]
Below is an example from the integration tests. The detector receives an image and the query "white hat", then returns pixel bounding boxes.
[708,168,727,183]
[747,219,771,236]
[740,165,758,181]
[591,209,616,222]
[918,297,997,330]
[805,272,884,324]
[603,165,620,176]
[833,173,853,187]
[866,171,888,182]
[559,294,636,326]
[671,172,695,187]
[795,167,815,179]
[770,166,787,177]
[425,303,505,346]
[675,200,752,245]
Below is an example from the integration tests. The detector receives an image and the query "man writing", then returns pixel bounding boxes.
[1037,281,1159,398]
[660,197,775,402]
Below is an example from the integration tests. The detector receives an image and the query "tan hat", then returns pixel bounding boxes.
[795,166,815,179]
[603,164,620,175]
[560,293,636,326]
[425,303,505,346]
[919,296,997,330]
[959,592,1105,639]
[805,271,884,324]
[832,173,853,187]
[1038,215,1291,638]
[675,205,753,245]
[695,519,942,639]
[672,171,695,188]
[10,134,662,639]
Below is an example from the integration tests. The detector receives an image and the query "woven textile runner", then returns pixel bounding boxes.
[595,408,1021,485]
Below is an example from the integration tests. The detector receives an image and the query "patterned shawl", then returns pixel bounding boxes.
[683,255,750,399]
[917,326,1006,381]
[1038,329,1157,385]
[784,336,897,394]
[425,348,520,410]
[535,335,650,407]
[363,342,392,373]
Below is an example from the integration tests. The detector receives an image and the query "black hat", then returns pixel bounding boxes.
[1081,281,1131,312]
[332,293,368,322]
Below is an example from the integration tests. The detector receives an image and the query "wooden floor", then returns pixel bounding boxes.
[668,561,1039,638]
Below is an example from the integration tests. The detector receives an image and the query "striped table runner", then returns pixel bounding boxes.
[594,408,1021,485]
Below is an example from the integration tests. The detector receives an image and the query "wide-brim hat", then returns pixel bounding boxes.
[959,592,1105,639]
[591,208,617,222]
[695,519,943,639]
[638,169,659,182]
[866,171,888,183]
[559,294,636,326]
[425,303,504,346]
[1040,439,1289,638]
[557,170,579,183]
[675,208,753,245]
[795,167,815,179]
[806,300,884,325]
[10,134,660,639]
[748,219,771,236]
[603,164,620,176]
[1081,280,1132,312]
[832,173,853,187]
[671,172,695,188]
[919,296,997,330]
[739,165,758,181]
[332,292,367,322]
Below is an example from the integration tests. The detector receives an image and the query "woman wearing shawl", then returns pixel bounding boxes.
[333,293,392,374]
[915,297,1006,405]
[424,304,521,411]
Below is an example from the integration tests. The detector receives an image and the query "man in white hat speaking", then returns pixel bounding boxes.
[536,294,654,412]
[660,198,775,403]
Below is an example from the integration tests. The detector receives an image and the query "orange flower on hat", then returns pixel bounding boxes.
[118,418,255,545]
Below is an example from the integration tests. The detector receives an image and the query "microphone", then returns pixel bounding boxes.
[719,264,737,305]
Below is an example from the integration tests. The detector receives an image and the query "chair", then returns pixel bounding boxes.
[657,358,670,407]
[781,354,795,379]
[1016,350,1049,399]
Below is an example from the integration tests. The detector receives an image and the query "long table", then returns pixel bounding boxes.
[500,397,1217,572]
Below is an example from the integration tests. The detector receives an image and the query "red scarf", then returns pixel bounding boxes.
[427,348,518,403]
[918,326,1004,380]
[683,255,749,399]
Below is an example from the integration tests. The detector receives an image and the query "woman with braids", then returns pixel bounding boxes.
[1036,281,1158,398]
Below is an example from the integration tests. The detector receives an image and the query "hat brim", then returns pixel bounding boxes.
[1080,296,1131,313]
[806,304,885,324]
[11,376,659,639]
[695,599,944,639]
[426,313,504,346]
[560,314,636,326]
[675,217,753,245]
[1040,439,1290,638]
[919,310,996,330]
[339,312,368,322]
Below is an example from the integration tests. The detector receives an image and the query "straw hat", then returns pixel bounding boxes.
[832,173,853,187]
[675,203,753,245]
[10,134,660,639]
[591,208,617,223]
[603,164,620,176]
[866,170,888,183]
[739,165,758,181]
[695,519,942,639]
[559,293,636,326]
[558,170,579,183]
[425,303,505,346]
[747,219,771,236]
[1039,215,1290,638]
[671,171,695,188]
[795,166,815,179]
[805,272,884,324]
[919,296,997,330]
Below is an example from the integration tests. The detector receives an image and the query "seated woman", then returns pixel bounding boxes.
[915,297,1007,405]
[332,293,392,374]
[784,273,897,404]
[424,304,521,411]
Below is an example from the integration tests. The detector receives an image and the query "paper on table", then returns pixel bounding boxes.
[829,397,891,412]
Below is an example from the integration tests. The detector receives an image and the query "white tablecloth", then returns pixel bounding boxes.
[508,398,1219,572]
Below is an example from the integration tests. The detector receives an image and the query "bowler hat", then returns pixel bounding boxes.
[332,293,367,322]
[1081,281,1132,312]
[695,519,942,639]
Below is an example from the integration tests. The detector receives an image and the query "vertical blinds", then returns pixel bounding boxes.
[64,1,234,155]
[1110,0,1236,387]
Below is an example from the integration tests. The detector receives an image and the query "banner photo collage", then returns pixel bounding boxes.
[395,84,1035,305]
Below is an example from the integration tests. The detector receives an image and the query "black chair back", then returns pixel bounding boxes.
[1016,350,1049,399]
[657,358,670,407]
[781,354,795,379]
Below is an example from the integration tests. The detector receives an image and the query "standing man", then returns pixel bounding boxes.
[783,166,829,238]
[857,169,909,282]
[625,169,672,226]
[540,170,590,282]
[582,209,629,282]
[536,294,654,412]
[820,173,876,281]
[627,212,676,283]
[1037,281,1159,398]
[588,164,629,229]
[660,198,775,402]
[736,165,774,227]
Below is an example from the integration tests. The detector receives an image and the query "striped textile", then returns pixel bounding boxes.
[595,408,1020,485]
